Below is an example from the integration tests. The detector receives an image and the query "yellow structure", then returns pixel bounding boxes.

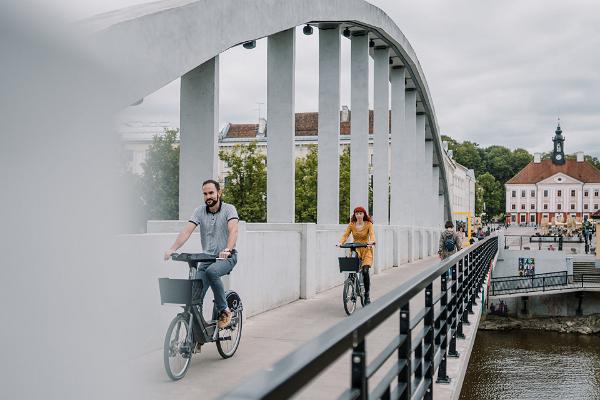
[453,211,472,246]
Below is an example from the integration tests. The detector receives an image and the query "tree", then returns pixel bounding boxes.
[219,142,267,222]
[140,129,180,220]
[476,172,504,221]
[512,148,533,175]
[295,145,318,222]
[339,146,351,223]
[482,145,515,184]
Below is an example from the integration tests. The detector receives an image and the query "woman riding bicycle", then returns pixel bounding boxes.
[338,206,375,304]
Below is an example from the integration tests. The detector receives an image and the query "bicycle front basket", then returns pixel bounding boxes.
[158,278,204,305]
[338,257,360,272]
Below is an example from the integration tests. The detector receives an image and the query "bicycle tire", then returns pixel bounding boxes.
[164,314,192,381]
[216,308,243,359]
[343,277,357,315]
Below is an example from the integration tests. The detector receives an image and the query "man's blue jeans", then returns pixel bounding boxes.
[195,252,237,313]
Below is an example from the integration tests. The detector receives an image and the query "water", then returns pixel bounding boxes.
[460,330,600,400]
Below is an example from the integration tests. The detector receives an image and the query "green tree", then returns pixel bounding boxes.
[483,145,514,184]
[219,142,267,222]
[511,148,533,175]
[140,129,179,220]
[339,146,351,223]
[476,172,504,221]
[585,155,600,170]
[295,145,318,222]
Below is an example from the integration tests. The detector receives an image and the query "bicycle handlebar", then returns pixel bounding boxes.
[171,253,218,262]
[339,242,374,249]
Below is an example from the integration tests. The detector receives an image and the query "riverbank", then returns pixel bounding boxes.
[479,314,600,334]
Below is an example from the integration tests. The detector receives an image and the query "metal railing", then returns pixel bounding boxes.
[503,234,585,251]
[490,272,600,296]
[222,237,498,400]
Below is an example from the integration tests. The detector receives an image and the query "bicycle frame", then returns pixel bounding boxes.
[183,263,219,344]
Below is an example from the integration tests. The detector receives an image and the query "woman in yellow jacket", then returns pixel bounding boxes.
[338,206,376,304]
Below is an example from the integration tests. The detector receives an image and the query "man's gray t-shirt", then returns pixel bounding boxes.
[189,201,239,255]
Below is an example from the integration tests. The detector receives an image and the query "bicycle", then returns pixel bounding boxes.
[158,252,243,381]
[338,242,371,316]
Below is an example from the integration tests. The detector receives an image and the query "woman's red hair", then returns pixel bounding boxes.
[351,206,372,223]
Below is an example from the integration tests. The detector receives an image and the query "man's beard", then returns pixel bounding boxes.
[205,195,220,207]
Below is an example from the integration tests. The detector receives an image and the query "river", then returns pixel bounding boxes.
[460,330,600,400]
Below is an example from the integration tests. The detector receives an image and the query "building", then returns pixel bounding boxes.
[441,142,476,225]
[504,123,600,225]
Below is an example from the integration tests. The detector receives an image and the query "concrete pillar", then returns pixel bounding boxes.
[179,56,219,219]
[432,161,440,228]
[267,29,295,223]
[415,113,426,259]
[389,66,405,226]
[300,223,317,299]
[405,89,417,260]
[404,90,417,227]
[425,139,434,228]
[373,46,390,225]
[317,26,341,224]
[350,32,369,211]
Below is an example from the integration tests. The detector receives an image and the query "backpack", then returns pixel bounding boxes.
[443,233,456,252]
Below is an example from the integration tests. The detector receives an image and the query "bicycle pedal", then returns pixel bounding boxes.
[218,336,232,341]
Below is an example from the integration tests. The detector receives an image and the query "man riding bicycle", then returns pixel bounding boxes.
[164,179,239,329]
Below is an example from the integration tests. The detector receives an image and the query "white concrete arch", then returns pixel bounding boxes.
[85,0,452,224]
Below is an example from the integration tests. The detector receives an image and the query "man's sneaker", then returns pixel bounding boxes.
[364,294,371,305]
[194,342,203,353]
[218,309,232,329]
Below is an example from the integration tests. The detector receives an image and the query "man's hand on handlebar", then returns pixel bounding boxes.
[218,248,232,259]
[164,249,177,261]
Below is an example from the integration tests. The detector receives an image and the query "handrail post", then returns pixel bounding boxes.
[448,263,460,357]
[436,271,451,384]
[424,283,434,399]
[459,258,470,328]
[399,303,411,400]
[351,338,368,400]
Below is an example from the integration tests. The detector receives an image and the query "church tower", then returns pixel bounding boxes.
[552,120,565,165]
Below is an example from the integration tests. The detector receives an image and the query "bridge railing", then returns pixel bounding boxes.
[503,234,583,251]
[222,236,498,400]
[490,271,600,296]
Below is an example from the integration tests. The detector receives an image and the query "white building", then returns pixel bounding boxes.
[441,142,476,224]
[504,123,600,225]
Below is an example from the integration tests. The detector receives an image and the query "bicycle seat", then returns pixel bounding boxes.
[172,253,217,262]
[339,242,371,249]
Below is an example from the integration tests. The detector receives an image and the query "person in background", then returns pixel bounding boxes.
[438,221,462,260]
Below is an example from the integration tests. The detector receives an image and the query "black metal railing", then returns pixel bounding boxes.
[503,234,584,251]
[490,272,600,296]
[221,237,499,400]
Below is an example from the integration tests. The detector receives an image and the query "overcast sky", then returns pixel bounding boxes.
[61,0,599,157]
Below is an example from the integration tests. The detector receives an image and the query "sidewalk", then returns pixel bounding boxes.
[135,256,441,399]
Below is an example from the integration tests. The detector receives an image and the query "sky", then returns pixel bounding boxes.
[59,0,599,157]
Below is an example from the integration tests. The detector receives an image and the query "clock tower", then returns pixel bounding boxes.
[552,120,565,165]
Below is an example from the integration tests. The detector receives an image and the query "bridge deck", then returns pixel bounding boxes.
[135,257,442,399]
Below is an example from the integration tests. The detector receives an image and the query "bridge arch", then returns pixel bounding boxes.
[87,0,452,236]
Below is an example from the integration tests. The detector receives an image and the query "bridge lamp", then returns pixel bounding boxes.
[303,24,313,35]
[242,40,256,49]
[343,27,351,38]
[369,39,375,48]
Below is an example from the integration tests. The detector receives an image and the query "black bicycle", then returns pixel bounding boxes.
[158,253,243,380]
[338,242,370,315]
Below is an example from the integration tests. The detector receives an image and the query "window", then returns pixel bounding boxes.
[595,204,599,210]
[544,190,549,197]
[543,204,548,210]
[521,204,526,210]
[571,190,576,197]
[511,214,517,223]
[531,190,535,197]
[511,204,516,210]
[557,190,562,197]
[584,191,589,197]
[570,204,575,210]
[521,190,526,197]
[584,204,589,210]
[595,190,599,197]
[512,190,516,198]
[531,204,535,210]
[520,214,526,223]
[557,204,562,210]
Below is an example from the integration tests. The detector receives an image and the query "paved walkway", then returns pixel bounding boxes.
[136,256,442,399]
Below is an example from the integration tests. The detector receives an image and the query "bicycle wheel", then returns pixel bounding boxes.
[216,307,243,358]
[164,314,192,381]
[343,276,357,315]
